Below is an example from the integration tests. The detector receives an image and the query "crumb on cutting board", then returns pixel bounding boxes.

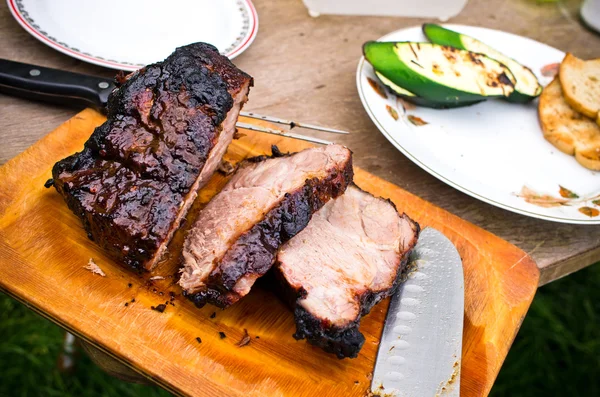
[236,329,251,347]
[151,304,167,313]
[218,160,236,175]
[149,276,165,281]
[84,258,105,277]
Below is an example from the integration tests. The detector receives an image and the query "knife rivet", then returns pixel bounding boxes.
[98,82,110,89]
[29,69,41,76]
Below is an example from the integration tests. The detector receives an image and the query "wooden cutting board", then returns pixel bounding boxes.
[0,109,538,397]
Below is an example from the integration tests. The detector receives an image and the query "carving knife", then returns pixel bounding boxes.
[371,227,465,397]
[0,58,346,144]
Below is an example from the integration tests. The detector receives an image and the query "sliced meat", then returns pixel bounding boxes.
[52,43,252,271]
[274,185,420,358]
[180,145,353,308]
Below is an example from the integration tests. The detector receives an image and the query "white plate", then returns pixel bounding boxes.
[357,25,600,225]
[8,0,258,70]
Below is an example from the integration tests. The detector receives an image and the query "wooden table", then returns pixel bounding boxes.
[1,0,599,286]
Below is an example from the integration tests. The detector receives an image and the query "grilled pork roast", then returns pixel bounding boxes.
[275,185,420,358]
[180,145,353,308]
[52,43,252,271]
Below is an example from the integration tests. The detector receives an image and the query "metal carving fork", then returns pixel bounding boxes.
[0,58,349,145]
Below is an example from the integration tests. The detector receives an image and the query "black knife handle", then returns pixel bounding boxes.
[0,59,114,112]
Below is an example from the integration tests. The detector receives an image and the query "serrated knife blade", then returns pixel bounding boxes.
[371,227,464,397]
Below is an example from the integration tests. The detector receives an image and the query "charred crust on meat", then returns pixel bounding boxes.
[51,43,252,271]
[271,145,286,158]
[245,145,290,164]
[293,305,365,359]
[184,288,228,309]
[114,70,130,87]
[274,186,420,359]
[44,178,54,188]
[297,287,308,300]
[289,239,418,359]
[185,155,354,308]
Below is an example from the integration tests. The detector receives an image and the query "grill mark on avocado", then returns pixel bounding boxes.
[410,60,424,69]
[408,43,419,60]
[467,52,484,67]
[498,72,513,86]
[365,41,518,104]
[442,46,458,63]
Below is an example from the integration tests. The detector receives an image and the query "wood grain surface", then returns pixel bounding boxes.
[0,109,538,397]
[0,0,598,286]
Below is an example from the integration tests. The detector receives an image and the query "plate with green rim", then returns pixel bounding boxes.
[356,24,600,225]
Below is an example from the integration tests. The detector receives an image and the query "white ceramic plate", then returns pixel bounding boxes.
[8,0,258,70]
[357,25,600,225]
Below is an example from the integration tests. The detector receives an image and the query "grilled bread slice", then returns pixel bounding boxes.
[539,78,600,170]
[559,53,600,119]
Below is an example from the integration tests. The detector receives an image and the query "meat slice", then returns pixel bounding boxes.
[275,185,420,358]
[52,43,252,271]
[180,145,353,308]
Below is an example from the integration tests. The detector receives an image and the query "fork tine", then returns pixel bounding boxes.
[240,111,349,135]
[290,122,349,135]
[236,122,332,145]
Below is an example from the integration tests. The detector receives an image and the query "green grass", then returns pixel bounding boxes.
[491,263,600,396]
[1,264,599,396]
[0,295,170,397]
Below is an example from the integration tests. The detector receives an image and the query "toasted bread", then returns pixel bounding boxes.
[559,53,600,119]
[539,78,600,170]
